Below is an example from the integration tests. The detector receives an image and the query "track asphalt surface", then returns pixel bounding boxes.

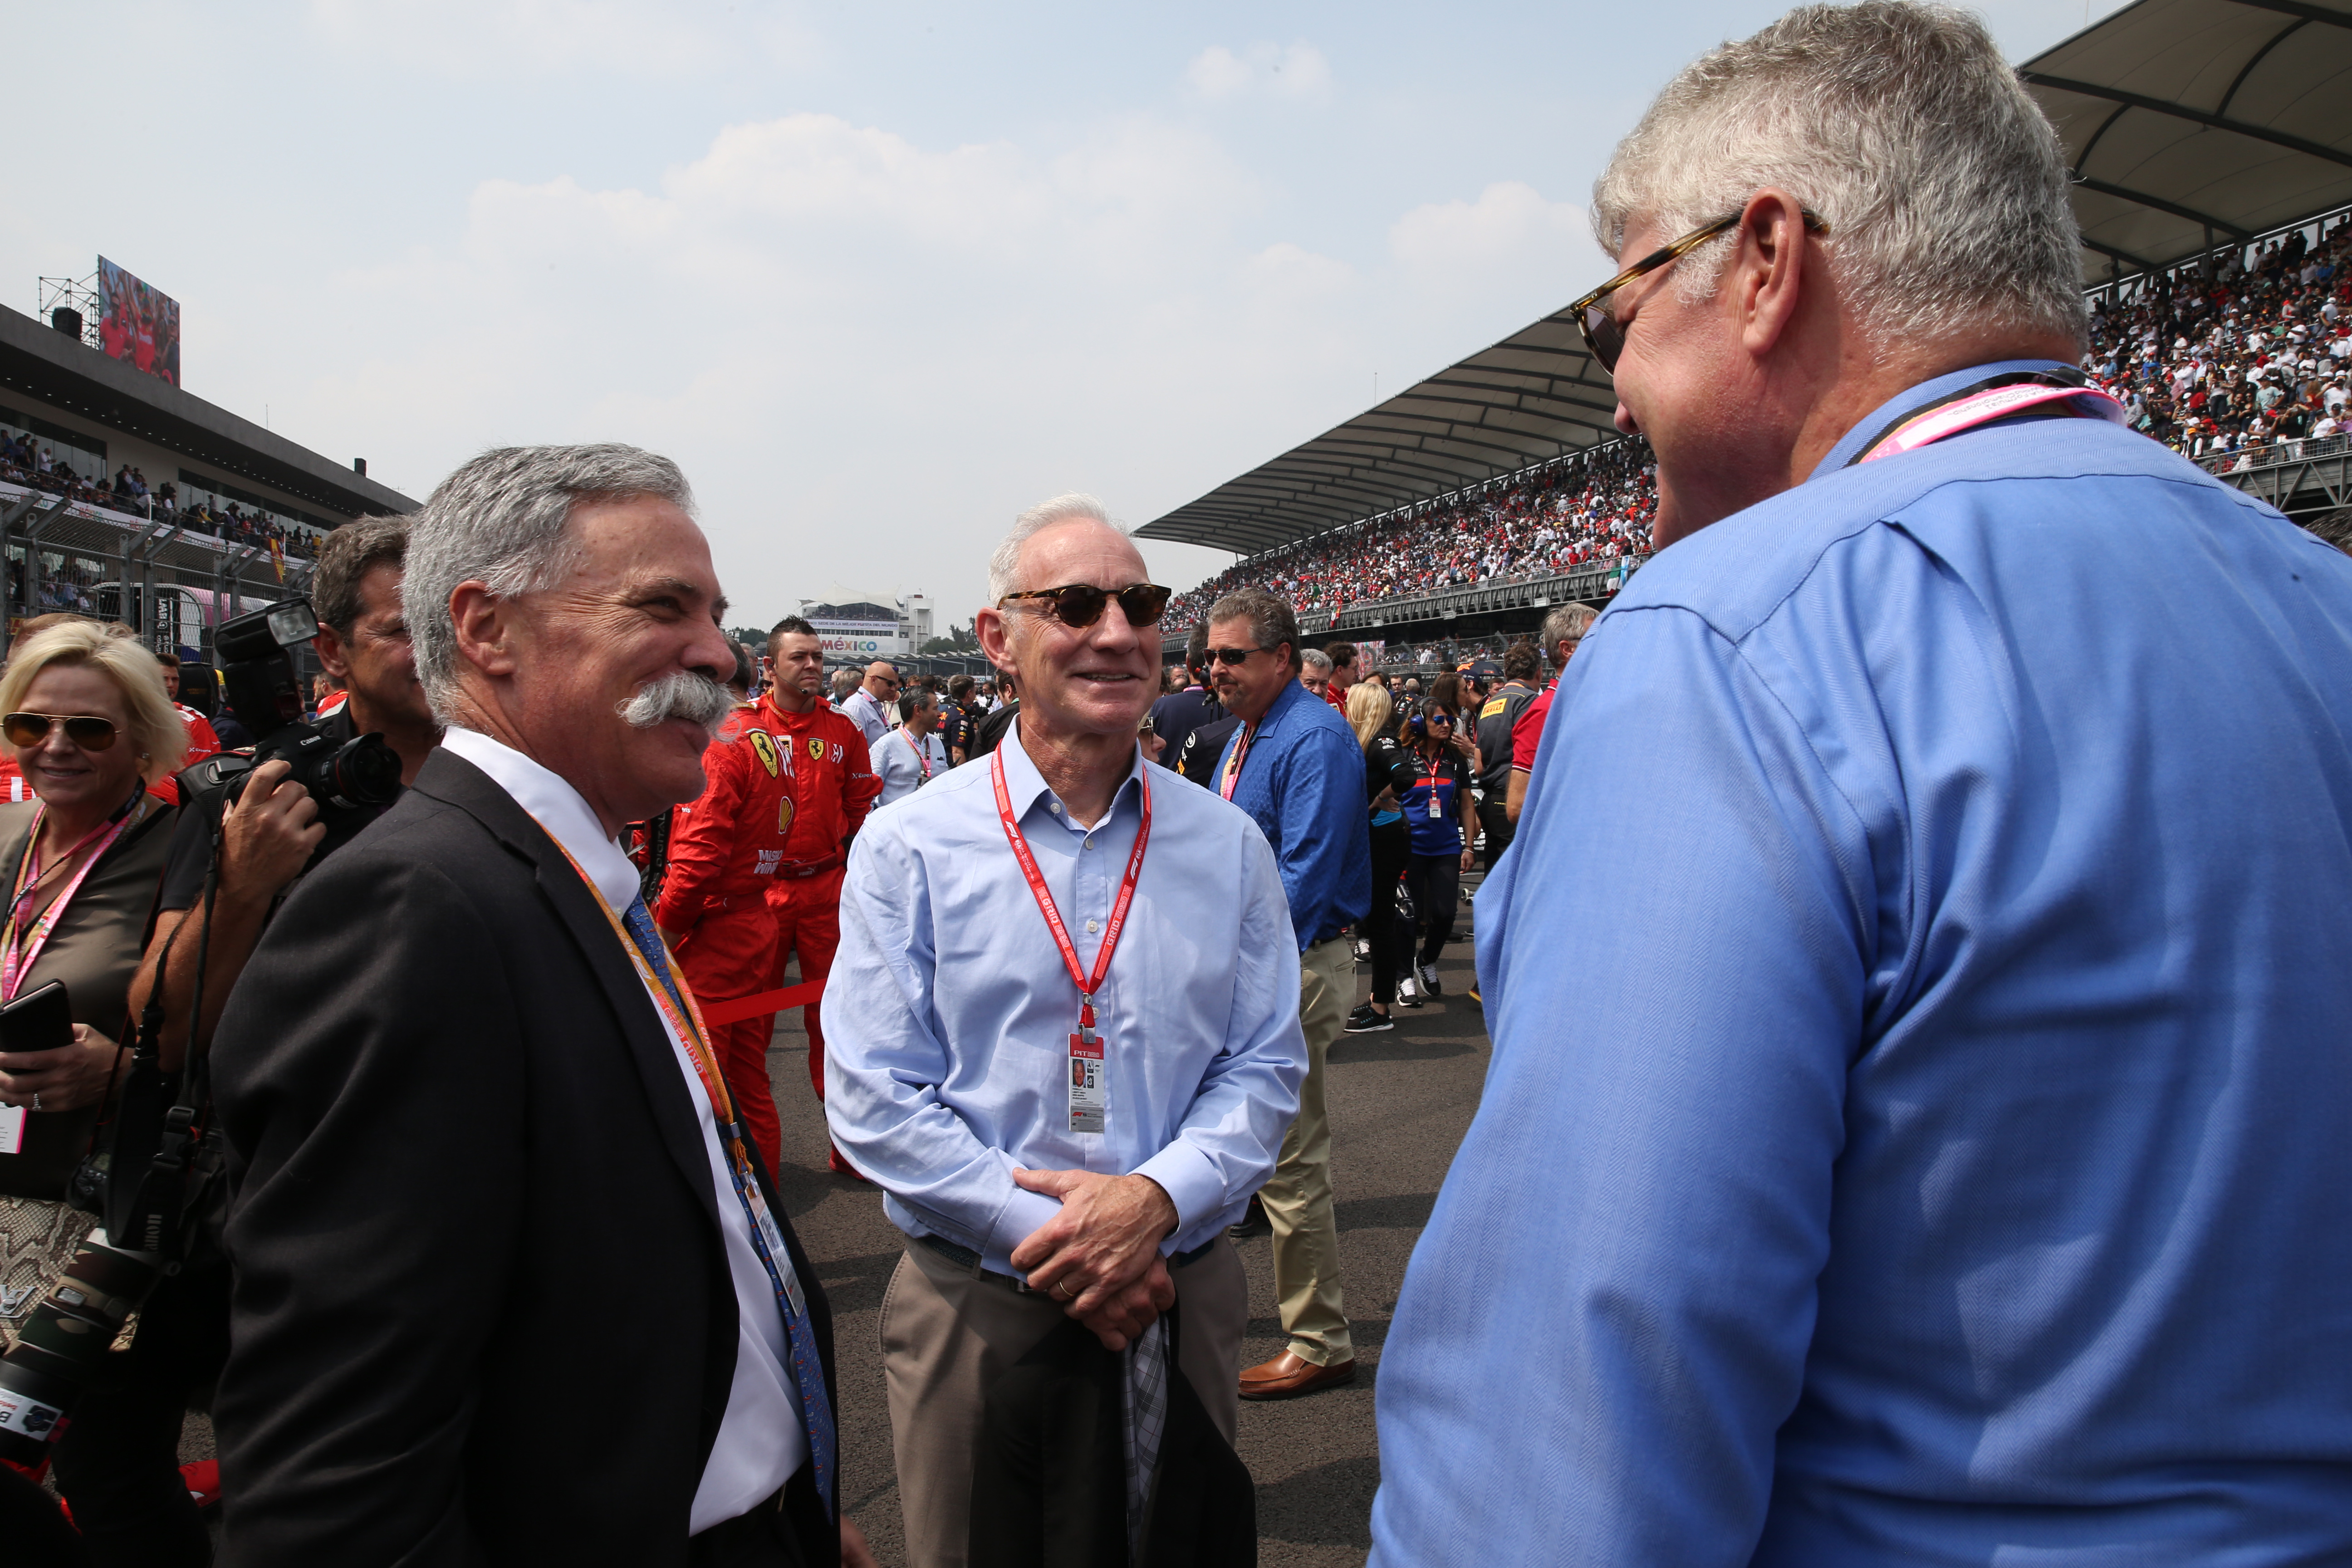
[771,885,1489,1568]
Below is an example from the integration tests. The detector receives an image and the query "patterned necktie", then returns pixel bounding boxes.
[622,896,839,1518]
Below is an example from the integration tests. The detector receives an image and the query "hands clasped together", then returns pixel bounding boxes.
[1009,1167,1180,1351]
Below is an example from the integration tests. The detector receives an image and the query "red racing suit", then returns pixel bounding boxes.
[653,711,798,1171]
[737,694,880,1142]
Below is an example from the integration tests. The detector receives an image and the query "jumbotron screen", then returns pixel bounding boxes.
[96,256,181,387]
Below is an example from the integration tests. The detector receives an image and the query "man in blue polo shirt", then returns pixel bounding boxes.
[1207,586,1371,1400]
[1371,5,2352,1564]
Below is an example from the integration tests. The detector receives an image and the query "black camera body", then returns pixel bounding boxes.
[208,600,400,824]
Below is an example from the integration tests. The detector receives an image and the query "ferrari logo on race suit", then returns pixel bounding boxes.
[748,730,781,777]
[807,737,825,761]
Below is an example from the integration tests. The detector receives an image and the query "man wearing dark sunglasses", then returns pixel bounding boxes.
[824,493,1303,1564]
[1374,5,2352,1566]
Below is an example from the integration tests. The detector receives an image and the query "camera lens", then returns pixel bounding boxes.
[319,735,402,808]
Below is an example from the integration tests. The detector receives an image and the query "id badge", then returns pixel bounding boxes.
[1427,790,1443,819]
[1068,1031,1107,1134]
[0,1104,22,1155]
[739,1163,810,1321]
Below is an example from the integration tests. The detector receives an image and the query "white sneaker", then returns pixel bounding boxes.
[1398,972,1418,999]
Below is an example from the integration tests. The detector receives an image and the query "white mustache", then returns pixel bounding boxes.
[618,670,734,735]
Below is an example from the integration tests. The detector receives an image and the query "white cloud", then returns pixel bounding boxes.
[1185,42,1333,104]
[1390,181,1597,278]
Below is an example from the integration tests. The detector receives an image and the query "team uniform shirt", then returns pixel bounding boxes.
[872,727,947,808]
[176,703,221,769]
[1508,682,1557,774]
[1475,681,1539,794]
[1397,750,1470,857]
[651,719,800,932]
[739,694,882,877]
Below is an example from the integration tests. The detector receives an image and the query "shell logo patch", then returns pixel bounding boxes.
[748,730,781,777]
[778,797,795,836]
[807,737,826,761]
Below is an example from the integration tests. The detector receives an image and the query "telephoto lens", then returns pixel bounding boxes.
[0,1230,167,1464]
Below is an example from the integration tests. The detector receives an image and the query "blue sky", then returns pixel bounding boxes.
[4,0,2128,627]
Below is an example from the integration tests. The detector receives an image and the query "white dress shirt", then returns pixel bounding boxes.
[440,727,806,1532]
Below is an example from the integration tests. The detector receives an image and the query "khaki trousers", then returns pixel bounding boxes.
[878,1237,1247,1568]
[1261,935,1353,1365]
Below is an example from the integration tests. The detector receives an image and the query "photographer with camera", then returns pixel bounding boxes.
[5,520,431,1567]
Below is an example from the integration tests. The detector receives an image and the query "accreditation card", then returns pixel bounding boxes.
[1068,1029,1106,1134]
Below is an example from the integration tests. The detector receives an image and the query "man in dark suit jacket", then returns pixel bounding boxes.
[211,444,875,1568]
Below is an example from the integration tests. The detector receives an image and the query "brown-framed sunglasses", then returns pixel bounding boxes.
[4,712,122,751]
[997,582,1172,629]
[1571,208,1828,373]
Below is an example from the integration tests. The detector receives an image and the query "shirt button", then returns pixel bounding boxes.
[1083,839,1094,850]
[1049,802,1062,814]
[1086,918,1100,933]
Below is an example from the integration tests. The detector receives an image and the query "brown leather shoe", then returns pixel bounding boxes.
[1239,1351,1357,1400]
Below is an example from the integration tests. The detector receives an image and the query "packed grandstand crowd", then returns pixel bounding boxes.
[0,432,323,562]
[1164,215,2352,632]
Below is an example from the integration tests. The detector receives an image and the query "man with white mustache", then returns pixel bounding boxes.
[212,445,873,1567]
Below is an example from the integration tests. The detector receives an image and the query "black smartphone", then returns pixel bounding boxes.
[0,980,74,1056]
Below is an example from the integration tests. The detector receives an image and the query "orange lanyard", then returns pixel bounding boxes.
[542,835,740,1133]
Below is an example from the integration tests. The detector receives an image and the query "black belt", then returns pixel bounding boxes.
[916,1231,1220,1292]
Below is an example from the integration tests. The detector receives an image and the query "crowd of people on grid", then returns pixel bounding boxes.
[0,433,324,562]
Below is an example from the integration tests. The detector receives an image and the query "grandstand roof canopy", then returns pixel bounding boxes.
[1140,0,2352,557]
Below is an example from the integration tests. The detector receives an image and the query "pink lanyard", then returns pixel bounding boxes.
[1857,382,2125,464]
[1,799,142,1001]
[900,728,932,783]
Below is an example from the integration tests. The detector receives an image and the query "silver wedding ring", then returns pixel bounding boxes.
[29,1091,41,1112]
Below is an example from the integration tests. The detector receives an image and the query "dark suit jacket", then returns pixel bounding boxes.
[211,750,838,1567]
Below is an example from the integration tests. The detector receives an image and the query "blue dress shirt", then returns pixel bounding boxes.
[823,722,1308,1274]
[1371,362,2352,1565]
[1216,678,1372,950]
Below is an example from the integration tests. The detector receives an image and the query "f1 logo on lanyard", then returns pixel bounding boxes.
[991,750,1153,1137]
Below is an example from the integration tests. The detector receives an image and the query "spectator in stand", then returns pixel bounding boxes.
[1504,603,1596,827]
[841,661,899,748]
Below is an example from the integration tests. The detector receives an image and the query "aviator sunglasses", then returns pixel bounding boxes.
[997,582,1172,629]
[1571,208,1828,373]
[3,712,122,751]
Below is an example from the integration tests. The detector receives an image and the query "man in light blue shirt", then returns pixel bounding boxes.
[827,493,1304,1568]
[1372,7,2352,1566]
[871,687,947,808]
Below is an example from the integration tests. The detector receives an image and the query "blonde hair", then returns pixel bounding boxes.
[0,622,187,783]
[1345,681,1394,750]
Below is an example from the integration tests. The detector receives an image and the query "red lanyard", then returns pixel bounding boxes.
[990,750,1152,1034]
[1218,721,1257,802]
[901,728,932,782]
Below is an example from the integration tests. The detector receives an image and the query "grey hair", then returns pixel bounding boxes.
[405,444,695,721]
[987,493,1119,603]
[1206,587,1302,674]
[1591,2,2085,354]
[1539,603,1599,666]
[1299,647,1334,675]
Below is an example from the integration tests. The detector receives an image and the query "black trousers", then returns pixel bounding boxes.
[1478,794,1514,872]
[688,1486,811,1568]
[1367,819,1411,1005]
[1404,853,1461,969]
[49,1259,229,1568]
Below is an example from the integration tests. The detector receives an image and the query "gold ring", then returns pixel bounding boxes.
[1054,1280,1074,1301]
